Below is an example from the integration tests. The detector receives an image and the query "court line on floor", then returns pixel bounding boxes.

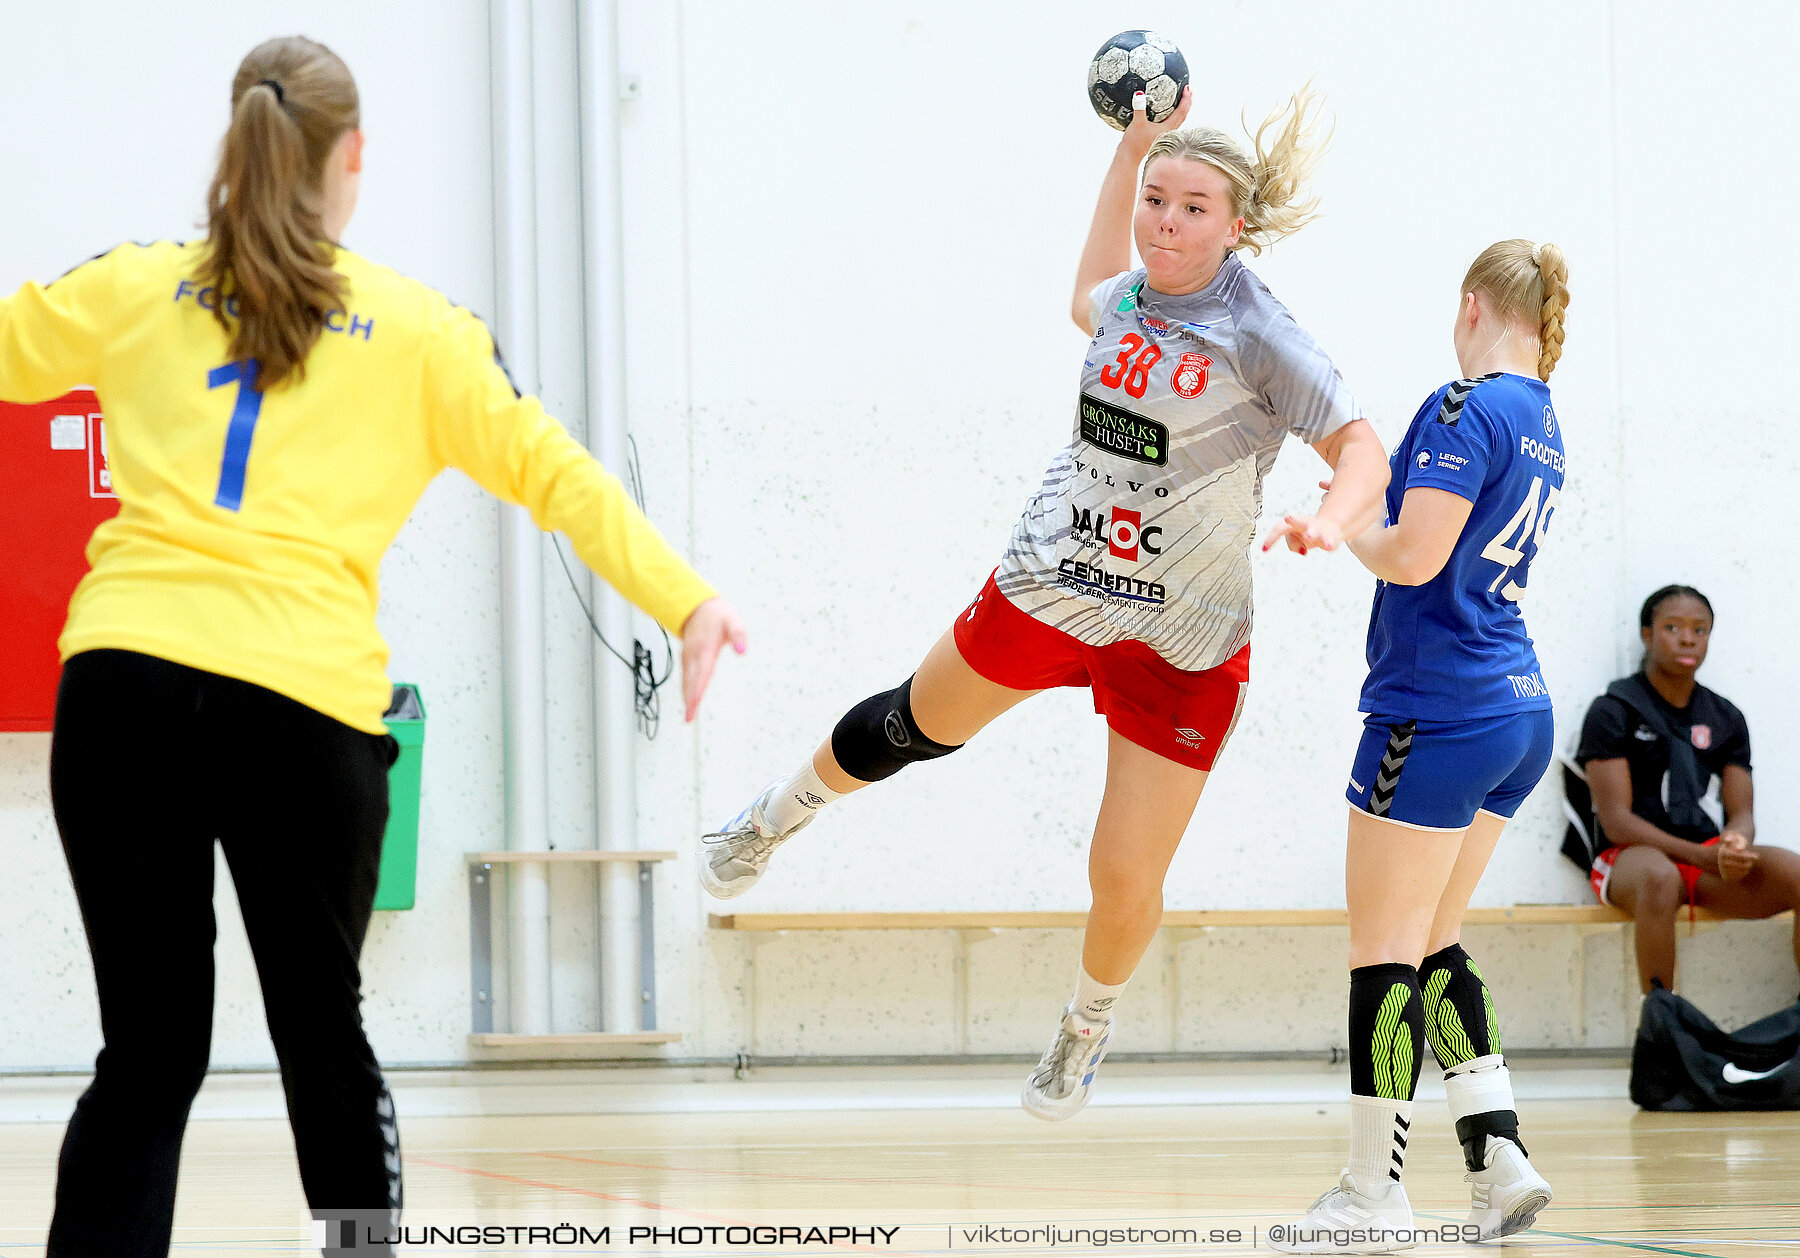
[1525,1227,1790,1257]
[366,1120,1800,1157]
[390,1132,1394,1158]
[518,1148,1800,1218]
[533,1148,1348,1209]
[407,1155,735,1220]
[532,1150,1800,1230]
[1518,1204,1800,1214]
[1413,1206,1800,1253]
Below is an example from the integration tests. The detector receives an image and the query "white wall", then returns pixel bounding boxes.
[0,0,500,1068]
[677,0,1628,919]
[1613,3,1800,835]
[2,0,1794,1072]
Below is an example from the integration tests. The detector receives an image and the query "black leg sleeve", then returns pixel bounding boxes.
[1349,963,1426,1102]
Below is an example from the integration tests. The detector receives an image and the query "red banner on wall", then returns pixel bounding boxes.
[1,391,120,731]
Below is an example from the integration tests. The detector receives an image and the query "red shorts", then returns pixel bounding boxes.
[1590,837,1721,907]
[952,573,1249,772]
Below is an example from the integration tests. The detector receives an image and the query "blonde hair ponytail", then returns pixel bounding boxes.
[1462,239,1571,381]
[1141,85,1331,255]
[1534,243,1569,381]
[197,37,360,391]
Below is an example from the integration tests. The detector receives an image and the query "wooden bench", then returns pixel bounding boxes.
[708,906,1792,1052]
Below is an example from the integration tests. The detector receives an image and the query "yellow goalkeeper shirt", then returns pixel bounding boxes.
[0,240,716,734]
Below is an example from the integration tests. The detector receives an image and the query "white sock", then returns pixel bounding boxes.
[1349,1094,1413,1197]
[761,760,844,834]
[1070,965,1129,1026]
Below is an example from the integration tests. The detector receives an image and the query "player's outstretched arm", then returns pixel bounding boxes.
[425,301,744,717]
[0,251,115,404]
[1071,86,1192,332]
[679,597,748,724]
[1260,420,1388,555]
[1340,485,1473,585]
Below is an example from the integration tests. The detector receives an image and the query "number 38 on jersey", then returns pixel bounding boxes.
[1099,334,1161,399]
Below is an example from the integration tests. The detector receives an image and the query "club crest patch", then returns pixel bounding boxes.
[1171,352,1211,399]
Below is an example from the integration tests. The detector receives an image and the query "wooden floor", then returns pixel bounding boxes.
[0,1097,1795,1255]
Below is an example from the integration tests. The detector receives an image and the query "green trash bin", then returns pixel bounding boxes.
[374,683,425,910]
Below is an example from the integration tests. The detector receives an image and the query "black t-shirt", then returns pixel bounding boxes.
[1576,674,1752,844]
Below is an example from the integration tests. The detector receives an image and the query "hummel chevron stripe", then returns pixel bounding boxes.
[1368,720,1417,818]
[1434,373,1501,427]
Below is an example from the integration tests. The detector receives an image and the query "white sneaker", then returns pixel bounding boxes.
[1466,1136,1552,1240]
[700,782,811,900]
[1267,1171,1415,1254]
[1020,1006,1111,1121]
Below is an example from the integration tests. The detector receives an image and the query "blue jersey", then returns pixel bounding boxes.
[1360,373,1565,720]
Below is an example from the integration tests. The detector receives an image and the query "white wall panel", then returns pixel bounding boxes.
[2,0,1793,1070]
[0,0,497,1068]
[679,0,1626,917]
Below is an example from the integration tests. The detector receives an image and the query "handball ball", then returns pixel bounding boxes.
[1087,30,1188,131]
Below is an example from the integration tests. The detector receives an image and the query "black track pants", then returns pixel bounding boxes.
[46,649,402,1258]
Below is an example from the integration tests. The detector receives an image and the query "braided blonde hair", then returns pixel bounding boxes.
[1462,240,1570,380]
[1140,86,1330,256]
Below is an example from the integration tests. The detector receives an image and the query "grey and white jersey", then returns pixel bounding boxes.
[995,255,1360,671]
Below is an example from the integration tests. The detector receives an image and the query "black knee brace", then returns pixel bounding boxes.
[830,676,962,783]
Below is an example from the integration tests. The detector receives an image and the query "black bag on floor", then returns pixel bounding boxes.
[1630,983,1800,1110]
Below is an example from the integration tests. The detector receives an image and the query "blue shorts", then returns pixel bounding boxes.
[1345,709,1555,831]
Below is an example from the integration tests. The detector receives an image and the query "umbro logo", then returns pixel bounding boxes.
[1634,727,1658,742]
[1175,727,1206,748]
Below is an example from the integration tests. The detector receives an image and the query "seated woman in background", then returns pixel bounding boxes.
[1578,584,1800,992]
